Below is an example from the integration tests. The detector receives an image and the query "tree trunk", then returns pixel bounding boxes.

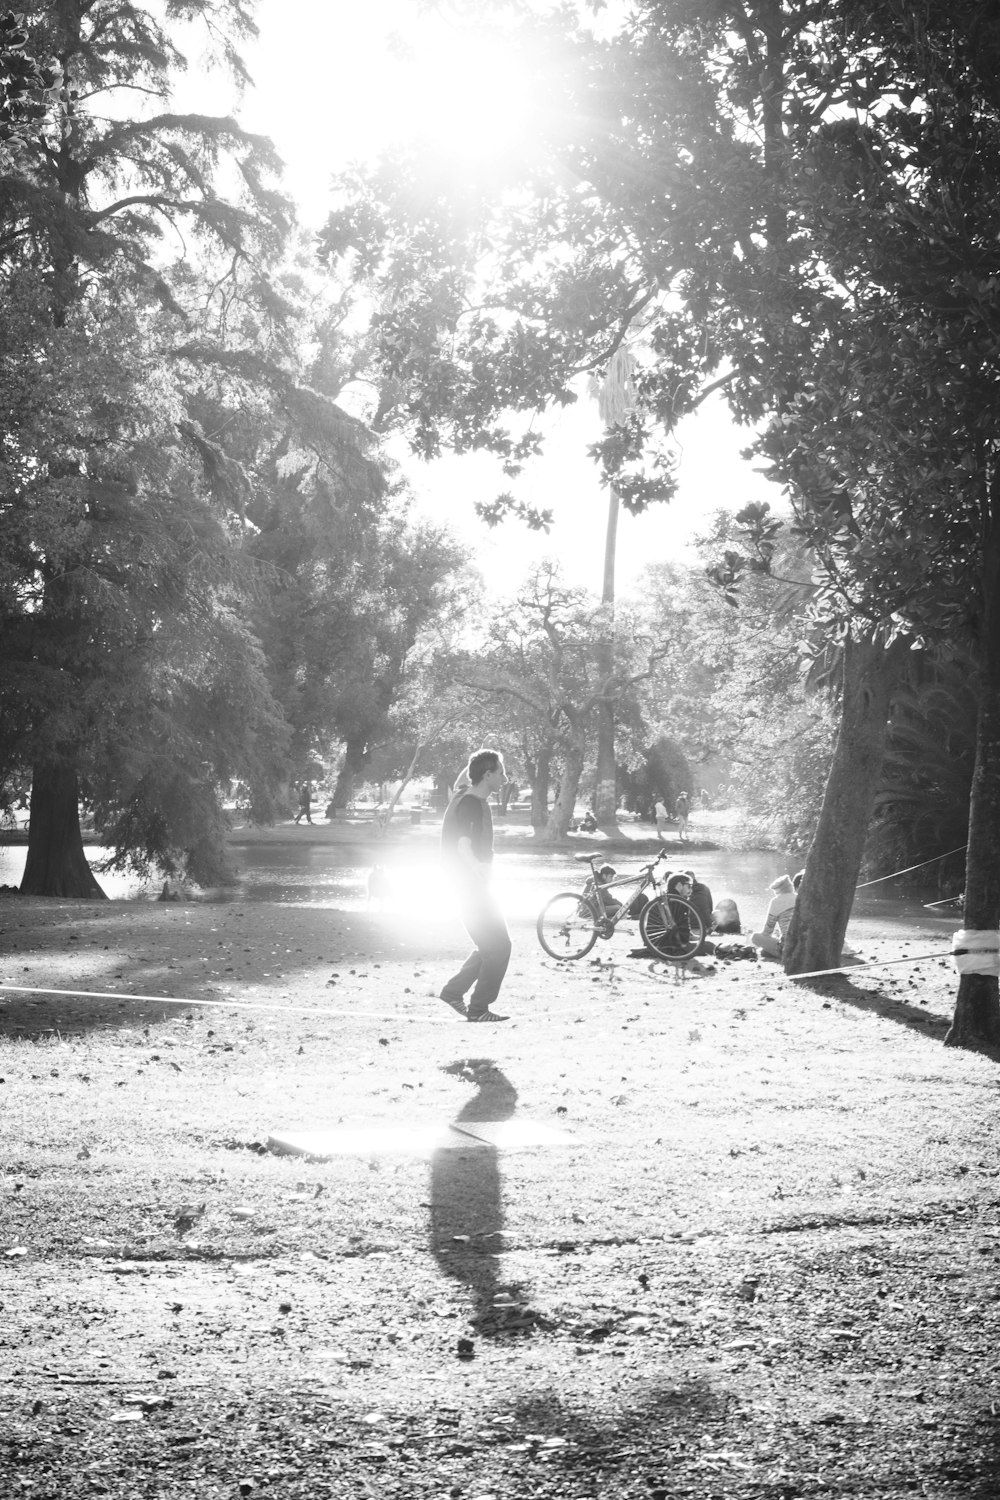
[331,735,369,812]
[373,743,424,838]
[594,486,620,832]
[373,711,457,838]
[946,508,1000,1052]
[541,739,585,844]
[524,743,552,834]
[20,764,106,898]
[782,636,903,975]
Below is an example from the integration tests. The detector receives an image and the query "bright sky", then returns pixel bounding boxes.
[182,0,778,596]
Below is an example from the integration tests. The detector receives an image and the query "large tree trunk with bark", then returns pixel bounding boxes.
[783,636,904,975]
[594,694,618,828]
[331,736,370,813]
[594,487,621,833]
[20,765,106,898]
[947,674,1000,1043]
[541,739,585,844]
[946,510,1000,1052]
[525,744,552,834]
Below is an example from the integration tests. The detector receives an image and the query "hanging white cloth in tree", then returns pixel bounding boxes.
[590,347,638,428]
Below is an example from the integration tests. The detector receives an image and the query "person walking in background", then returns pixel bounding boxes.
[439,749,511,1023]
[294,782,313,825]
[654,797,669,842]
[674,790,690,842]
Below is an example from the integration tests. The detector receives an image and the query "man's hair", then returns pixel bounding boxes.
[467,748,502,785]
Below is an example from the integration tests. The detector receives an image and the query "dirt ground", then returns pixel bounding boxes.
[1,822,998,1499]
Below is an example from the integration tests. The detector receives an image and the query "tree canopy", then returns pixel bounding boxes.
[0,0,466,891]
[318,0,1000,1046]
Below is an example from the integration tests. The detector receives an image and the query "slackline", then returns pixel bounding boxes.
[0,946,959,1023]
[0,982,455,1024]
[854,845,966,888]
[641,948,954,983]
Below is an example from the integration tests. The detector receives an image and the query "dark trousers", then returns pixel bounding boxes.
[442,883,511,1017]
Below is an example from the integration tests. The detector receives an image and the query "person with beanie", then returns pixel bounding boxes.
[751,873,797,959]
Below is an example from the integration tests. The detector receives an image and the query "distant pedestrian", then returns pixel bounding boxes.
[294,782,313,824]
[654,798,669,841]
[439,749,511,1023]
[674,791,690,842]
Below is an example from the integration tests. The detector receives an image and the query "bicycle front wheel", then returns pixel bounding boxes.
[640,896,704,962]
[537,892,600,961]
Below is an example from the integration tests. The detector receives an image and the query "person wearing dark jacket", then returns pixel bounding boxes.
[438,749,511,1023]
[682,869,714,936]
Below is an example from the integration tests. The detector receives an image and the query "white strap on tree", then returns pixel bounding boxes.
[951,929,1000,976]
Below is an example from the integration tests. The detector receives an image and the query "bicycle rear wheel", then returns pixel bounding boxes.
[537,892,600,960]
[640,896,704,962]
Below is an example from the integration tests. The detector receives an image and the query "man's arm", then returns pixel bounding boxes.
[455,832,488,880]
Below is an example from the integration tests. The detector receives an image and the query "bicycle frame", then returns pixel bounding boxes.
[583,850,671,932]
[536,848,703,963]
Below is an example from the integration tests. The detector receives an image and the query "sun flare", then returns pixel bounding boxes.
[384,22,547,170]
[238,2,571,214]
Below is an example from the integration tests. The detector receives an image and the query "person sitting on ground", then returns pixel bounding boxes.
[681,868,717,953]
[682,869,714,934]
[591,862,623,919]
[752,870,861,964]
[711,897,742,934]
[662,870,700,953]
[630,870,698,958]
[751,873,797,959]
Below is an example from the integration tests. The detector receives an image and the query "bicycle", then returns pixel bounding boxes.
[536,850,705,963]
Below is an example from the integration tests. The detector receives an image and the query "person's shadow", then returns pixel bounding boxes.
[429,1058,531,1332]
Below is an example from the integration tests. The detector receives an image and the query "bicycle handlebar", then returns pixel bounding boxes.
[582,847,672,878]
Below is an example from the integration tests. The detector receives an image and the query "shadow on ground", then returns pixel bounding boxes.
[0,895,401,1038]
[792,973,959,1045]
[429,1058,534,1333]
[486,1382,726,1492]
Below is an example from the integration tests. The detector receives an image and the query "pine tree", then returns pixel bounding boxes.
[0,0,291,894]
